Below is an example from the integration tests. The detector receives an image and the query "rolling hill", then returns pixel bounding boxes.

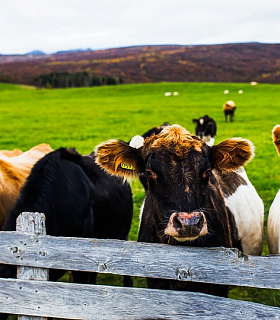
[0,43,280,85]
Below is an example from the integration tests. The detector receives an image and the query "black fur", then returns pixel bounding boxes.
[0,148,133,319]
[192,115,217,141]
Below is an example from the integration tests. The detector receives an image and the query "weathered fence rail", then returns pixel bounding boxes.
[0,212,279,319]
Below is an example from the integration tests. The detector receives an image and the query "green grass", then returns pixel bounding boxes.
[1,81,280,306]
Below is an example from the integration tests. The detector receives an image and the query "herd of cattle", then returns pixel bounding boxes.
[0,117,278,317]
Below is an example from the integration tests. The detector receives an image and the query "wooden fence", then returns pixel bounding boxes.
[0,212,280,319]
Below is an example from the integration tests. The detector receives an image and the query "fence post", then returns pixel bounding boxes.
[16,212,48,320]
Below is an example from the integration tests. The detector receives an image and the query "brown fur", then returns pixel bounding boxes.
[143,125,203,159]
[95,139,142,179]
[223,100,236,111]
[0,149,22,158]
[211,138,254,172]
[272,125,280,156]
[0,143,52,229]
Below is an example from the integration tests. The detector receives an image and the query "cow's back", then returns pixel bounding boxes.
[0,144,52,229]
[4,148,133,240]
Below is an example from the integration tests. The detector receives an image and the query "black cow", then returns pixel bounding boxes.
[0,148,133,319]
[95,124,264,297]
[192,115,217,146]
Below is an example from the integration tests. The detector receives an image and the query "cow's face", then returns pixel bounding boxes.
[95,125,254,242]
[192,115,215,139]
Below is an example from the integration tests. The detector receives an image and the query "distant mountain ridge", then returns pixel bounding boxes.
[26,50,46,55]
[0,43,279,85]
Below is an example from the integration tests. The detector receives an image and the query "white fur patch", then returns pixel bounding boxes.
[207,137,215,146]
[203,135,215,146]
[199,118,204,125]
[267,189,280,253]
[224,169,264,255]
[138,197,146,231]
[129,135,144,149]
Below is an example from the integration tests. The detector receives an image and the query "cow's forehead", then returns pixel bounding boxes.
[143,124,203,159]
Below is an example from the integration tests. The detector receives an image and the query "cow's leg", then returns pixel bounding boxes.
[72,271,97,284]
[124,275,133,287]
[0,264,17,320]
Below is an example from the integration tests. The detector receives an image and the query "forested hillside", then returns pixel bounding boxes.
[0,43,279,86]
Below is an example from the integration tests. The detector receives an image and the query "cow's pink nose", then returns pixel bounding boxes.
[165,211,207,241]
[172,212,204,229]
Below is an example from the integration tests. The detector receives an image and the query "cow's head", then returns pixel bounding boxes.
[192,115,216,146]
[193,115,210,138]
[272,125,280,156]
[95,125,254,243]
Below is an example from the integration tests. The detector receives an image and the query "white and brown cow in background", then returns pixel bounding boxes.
[95,124,264,297]
[223,100,236,122]
[267,125,280,253]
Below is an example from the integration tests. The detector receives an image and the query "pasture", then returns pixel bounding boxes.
[0,81,280,307]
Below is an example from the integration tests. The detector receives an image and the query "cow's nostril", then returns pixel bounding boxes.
[173,215,182,229]
[197,215,204,229]
[188,215,201,226]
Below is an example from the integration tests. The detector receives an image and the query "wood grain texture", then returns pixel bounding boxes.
[0,278,279,320]
[0,212,279,319]
[16,212,48,320]
[0,231,279,289]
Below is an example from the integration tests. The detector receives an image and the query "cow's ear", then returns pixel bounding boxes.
[192,119,198,124]
[210,138,254,172]
[95,139,143,179]
[272,125,280,156]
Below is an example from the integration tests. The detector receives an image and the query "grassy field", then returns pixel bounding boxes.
[1,81,280,307]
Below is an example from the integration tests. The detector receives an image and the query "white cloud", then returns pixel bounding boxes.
[0,0,279,54]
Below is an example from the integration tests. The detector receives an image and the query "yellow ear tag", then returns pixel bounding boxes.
[120,163,135,170]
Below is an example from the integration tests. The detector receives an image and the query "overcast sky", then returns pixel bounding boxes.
[0,0,279,55]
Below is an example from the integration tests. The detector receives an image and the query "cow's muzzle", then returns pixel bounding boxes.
[165,211,207,241]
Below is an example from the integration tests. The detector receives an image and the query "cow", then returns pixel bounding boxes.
[223,100,236,122]
[0,147,133,319]
[267,125,280,254]
[192,115,217,146]
[95,124,264,297]
[0,143,52,229]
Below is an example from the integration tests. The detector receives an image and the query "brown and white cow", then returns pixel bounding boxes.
[0,143,52,229]
[95,124,263,296]
[223,100,236,122]
[267,125,280,254]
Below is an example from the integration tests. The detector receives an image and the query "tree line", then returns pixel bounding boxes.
[33,72,123,88]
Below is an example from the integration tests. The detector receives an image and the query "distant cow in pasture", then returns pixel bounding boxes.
[0,143,52,229]
[223,100,236,122]
[0,147,133,319]
[96,124,264,297]
[192,115,217,146]
[267,125,280,253]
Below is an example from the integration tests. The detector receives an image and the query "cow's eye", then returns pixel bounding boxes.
[146,169,157,179]
[202,168,212,179]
